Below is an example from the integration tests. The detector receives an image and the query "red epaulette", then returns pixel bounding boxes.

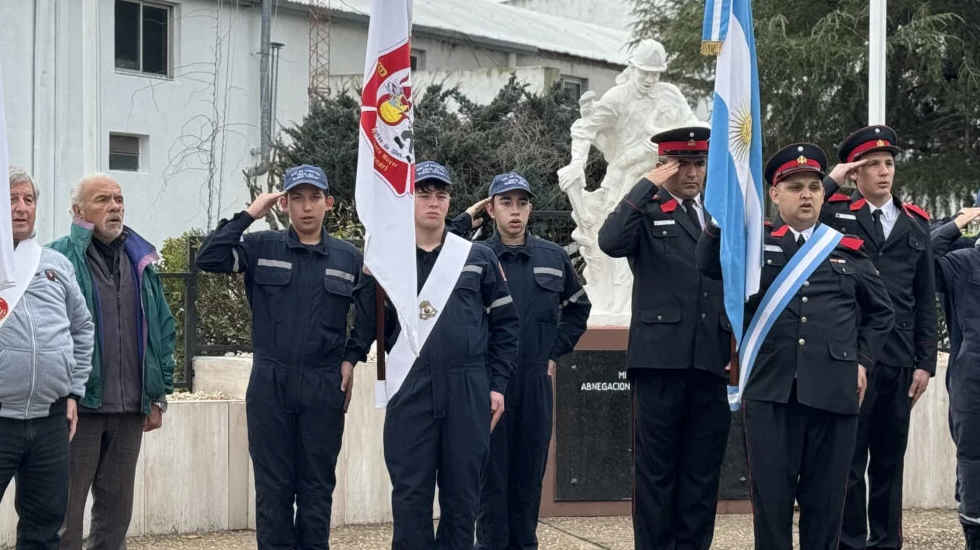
[903,203,930,221]
[839,236,865,251]
[828,193,851,203]
[770,225,790,237]
[660,198,678,213]
[849,198,867,212]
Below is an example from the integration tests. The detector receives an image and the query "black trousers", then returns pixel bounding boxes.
[475,370,553,550]
[744,392,858,550]
[247,363,346,550]
[840,365,914,550]
[0,401,69,550]
[384,364,490,550]
[948,356,980,534]
[631,369,730,550]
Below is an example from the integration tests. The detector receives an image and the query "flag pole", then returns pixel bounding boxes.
[868,0,887,125]
[376,282,386,381]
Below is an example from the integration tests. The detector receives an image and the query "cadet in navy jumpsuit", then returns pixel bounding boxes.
[349,162,520,550]
[197,166,365,550]
[932,207,980,549]
[455,173,590,550]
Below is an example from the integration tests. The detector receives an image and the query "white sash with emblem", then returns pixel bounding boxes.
[0,238,43,330]
[375,232,473,408]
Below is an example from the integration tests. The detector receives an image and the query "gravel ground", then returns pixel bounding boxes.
[126,509,963,549]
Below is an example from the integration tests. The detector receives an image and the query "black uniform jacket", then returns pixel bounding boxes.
[820,178,938,374]
[698,223,894,415]
[196,211,364,369]
[932,221,980,373]
[484,233,590,372]
[598,179,731,378]
[349,235,520,396]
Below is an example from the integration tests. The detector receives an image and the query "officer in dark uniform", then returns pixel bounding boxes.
[931,206,980,550]
[818,126,937,550]
[196,165,364,550]
[698,143,894,550]
[348,161,520,550]
[598,125,732,550]
[458,172,591,550]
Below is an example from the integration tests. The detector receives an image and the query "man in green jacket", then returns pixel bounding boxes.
[49,173,176,550]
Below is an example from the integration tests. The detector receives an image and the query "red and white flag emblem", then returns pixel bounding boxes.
[355,0,420,389]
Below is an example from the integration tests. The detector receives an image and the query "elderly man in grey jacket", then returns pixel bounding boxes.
[0,168,93,549]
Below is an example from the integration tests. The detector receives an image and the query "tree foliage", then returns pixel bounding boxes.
[254,77,605,243]
[631,0,980,213]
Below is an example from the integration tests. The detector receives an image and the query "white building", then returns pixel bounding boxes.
[0,0,627,246]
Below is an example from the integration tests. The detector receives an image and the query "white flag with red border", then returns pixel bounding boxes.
[355,0,419,402]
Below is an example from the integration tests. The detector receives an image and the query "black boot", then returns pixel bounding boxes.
[964,521,980,550]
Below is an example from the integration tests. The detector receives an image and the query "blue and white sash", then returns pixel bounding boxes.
[729,224,843,411]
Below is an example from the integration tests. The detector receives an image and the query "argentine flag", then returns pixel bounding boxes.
[702,0,765,408]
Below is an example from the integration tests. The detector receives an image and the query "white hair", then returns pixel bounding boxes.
[9,166,39,201]
[70,172,118,213]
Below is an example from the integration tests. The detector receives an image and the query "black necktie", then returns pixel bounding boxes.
[683,199,702,231]
[797,234,805,247]
[871,210,886,244]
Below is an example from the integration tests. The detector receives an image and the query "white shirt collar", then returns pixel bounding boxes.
[867,197,898,219]
[788,225,816,242]
[668,192,702,207]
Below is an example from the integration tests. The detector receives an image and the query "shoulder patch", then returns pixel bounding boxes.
[660,198,678,213]
[839,236,865,251]
[850,198,867,212]
[903,203,930,221]
[770,225,790,238]
[828,193,851,203]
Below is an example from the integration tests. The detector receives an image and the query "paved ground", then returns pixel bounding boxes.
[127,509,964,549]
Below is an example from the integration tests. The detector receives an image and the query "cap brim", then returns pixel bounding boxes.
[852,145,901,160]
[490,187,535,199]
[416,176,452,187]
[284,180,329,191]
[771,166,825,185]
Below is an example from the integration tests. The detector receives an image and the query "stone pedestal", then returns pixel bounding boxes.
[539,326,752,517]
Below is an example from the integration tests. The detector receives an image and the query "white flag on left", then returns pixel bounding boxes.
[354,0,418,407]
[0,66,17,294]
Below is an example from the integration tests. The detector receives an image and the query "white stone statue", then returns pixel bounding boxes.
[557,39,699,326]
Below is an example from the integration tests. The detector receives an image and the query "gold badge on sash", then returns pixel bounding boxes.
[419,300,437,320]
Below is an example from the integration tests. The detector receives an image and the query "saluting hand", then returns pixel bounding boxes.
[954,207,980,229]
[340,361,355,413]
[828,158,870,185]
[858,365,868,407]
[466,198,492,228]
[908,368,930,408]
[490,391,505,433]
[645,159,679,187]
[246,191,285,219]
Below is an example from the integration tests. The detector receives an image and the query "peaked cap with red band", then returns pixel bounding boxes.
[838,125,901,162]
[764,143,828,186]
[651,124,710,157]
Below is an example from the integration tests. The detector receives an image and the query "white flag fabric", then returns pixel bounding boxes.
[0,66,16,294]
[355,0,419,380]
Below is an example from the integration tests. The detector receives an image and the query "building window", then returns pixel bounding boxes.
[115,0,172,76]
[410,49,426,71]
[560,76,588,99]
[109,134,142,171]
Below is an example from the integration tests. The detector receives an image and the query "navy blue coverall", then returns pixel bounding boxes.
[197,211,365,550]
[471,231,591,550]
[932,221,980,548]
[350,235,520,550]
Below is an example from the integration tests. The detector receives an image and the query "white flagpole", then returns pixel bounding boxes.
[869,0,887,125]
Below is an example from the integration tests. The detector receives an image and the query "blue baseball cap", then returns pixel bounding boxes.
[283,164,329,192]
[488,171,535,199]
[415,161,453,186]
